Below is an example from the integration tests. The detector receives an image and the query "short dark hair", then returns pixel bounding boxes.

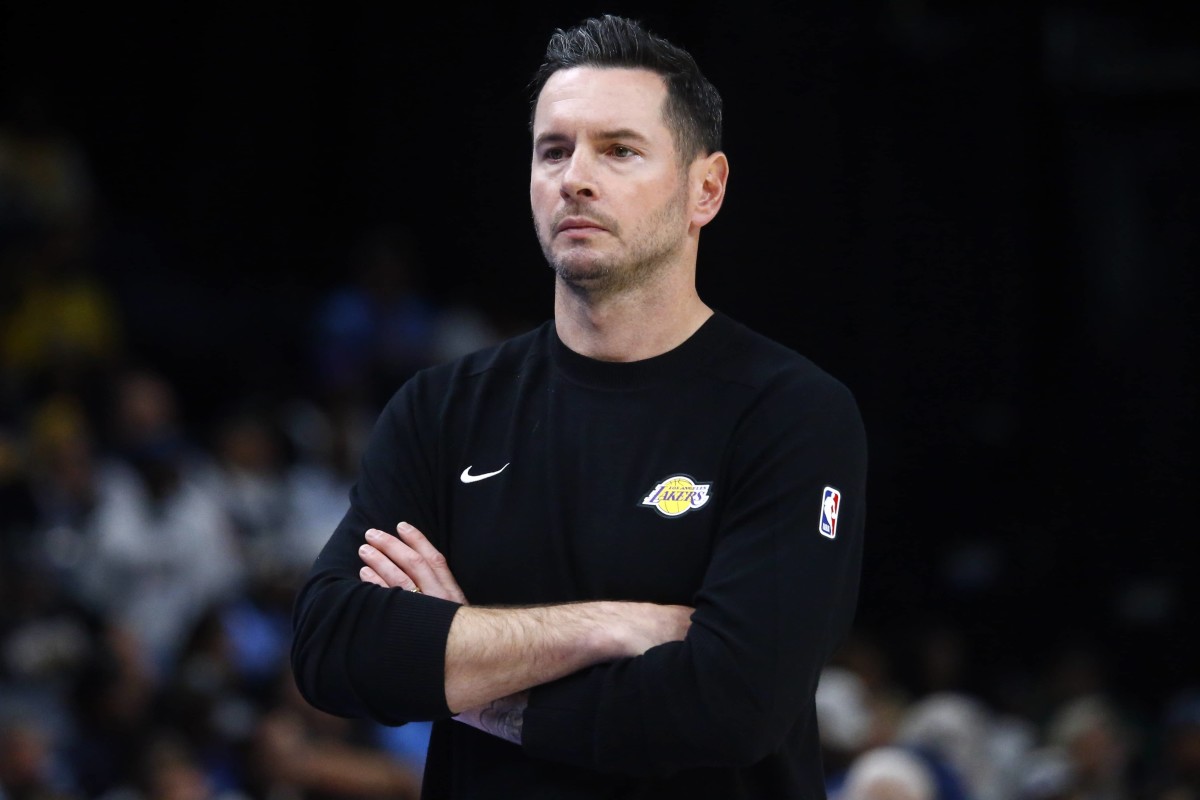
[529,15,723,163]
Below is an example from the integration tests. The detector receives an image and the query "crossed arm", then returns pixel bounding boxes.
[358,521,694,743]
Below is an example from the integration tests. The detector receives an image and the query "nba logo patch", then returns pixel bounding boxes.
[819,486,841,539]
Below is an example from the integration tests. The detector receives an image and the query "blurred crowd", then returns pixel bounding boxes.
[2,76,1199,800]
[0,108,497,799]
[816,634,1200,800]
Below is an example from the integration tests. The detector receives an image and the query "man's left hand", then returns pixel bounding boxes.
[359,522,469,604]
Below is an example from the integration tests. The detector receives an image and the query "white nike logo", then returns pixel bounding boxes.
[460,463,510,483]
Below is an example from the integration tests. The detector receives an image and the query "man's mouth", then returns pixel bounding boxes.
[555,216,609,235]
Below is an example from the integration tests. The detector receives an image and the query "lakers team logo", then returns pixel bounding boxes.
[640,474,712,518]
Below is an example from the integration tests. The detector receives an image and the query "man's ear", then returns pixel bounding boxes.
[690,151,729,229]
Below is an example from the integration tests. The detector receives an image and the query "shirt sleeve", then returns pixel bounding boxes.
[290,376,462,725]
[521,369,867,775]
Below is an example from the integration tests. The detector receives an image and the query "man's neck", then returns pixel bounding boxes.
[553,274,713,363]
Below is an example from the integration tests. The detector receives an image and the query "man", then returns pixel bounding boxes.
[291,14,867,799]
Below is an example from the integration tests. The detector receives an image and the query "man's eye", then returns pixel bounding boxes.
[611,145,635,158]
[543,147,567,161]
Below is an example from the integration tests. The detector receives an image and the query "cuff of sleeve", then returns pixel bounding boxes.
[372,593,462,722]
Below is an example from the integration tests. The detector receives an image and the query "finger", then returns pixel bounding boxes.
[360,558,423,596]
[364,528,445,596]
[359,565,389,588]
[396,522,467,603]
[396,521,468,604]
[358,539,420,592]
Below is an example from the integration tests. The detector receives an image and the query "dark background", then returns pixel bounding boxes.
[4,1,1197,719]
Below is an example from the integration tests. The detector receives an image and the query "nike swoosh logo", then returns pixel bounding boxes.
[460,463,510,483]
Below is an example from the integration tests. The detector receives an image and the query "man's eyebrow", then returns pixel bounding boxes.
[533,132,571,149]
[533,129,652,149]
[597,128,650,143]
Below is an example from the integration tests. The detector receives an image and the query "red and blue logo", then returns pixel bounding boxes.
[819,486,841,539]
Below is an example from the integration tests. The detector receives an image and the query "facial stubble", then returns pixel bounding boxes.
[537,175,691,299]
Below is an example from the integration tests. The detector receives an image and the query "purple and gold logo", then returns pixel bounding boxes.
[640,475,712,518]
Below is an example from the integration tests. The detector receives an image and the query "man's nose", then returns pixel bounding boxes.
[560,152,597,199]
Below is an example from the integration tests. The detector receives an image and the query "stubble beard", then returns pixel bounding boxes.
[538,181,690,300]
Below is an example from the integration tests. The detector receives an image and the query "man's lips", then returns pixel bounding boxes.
[555,217,608,235]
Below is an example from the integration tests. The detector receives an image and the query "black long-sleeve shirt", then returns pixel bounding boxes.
[291,312,867,799]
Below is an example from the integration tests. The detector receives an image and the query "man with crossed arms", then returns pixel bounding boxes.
[292,14,866,799]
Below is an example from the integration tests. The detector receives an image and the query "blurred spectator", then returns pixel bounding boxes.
[0,715,76,800]
[106,369,194,461]
[0,89,118,417]
[894,692,991,800]
[1143,688,1200,800]
[818,666,876,780]
[0,424,37,549]
[277,397,371,571]
[249,668,421,799]
[309,224,498,410]
[206,405,291,574]
[155,607,259,796]
[990,710,1041,800]
[0,261,122,410]
[7,395,101,702]
[125,735,247,800]
[26,394,97,534]
[1042,694,1133,800]
[219,576,294,695]
[2,396,76,653]
[63,625,156,798]
[36,370,247,675]
[834,631,912,748]
[838,746,938,800]
[1017,746,1078,800]
[0,88,92,244]
[1041,642,1113,721]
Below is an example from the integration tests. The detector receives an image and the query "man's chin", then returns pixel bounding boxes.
[548,252,614,286]
[554,268,615,295]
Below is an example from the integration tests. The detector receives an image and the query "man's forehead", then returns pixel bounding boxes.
[533,66,669,133]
